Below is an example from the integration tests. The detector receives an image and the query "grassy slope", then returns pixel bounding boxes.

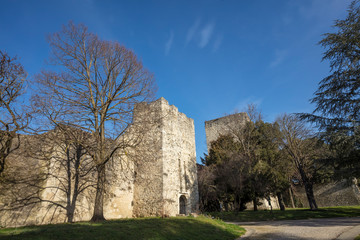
[0,216,245,240]
[209,206,360,222]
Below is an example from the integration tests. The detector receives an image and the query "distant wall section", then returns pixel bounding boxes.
[205,113,249,151]
[293,180,360,208]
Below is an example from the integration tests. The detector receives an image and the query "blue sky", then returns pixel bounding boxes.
[0,0,352,162]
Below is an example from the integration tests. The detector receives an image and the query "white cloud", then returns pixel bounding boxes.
[269,49,288,68]
[165,31,174,56]
[199,23,214,48]
[212,34,223,52]
[186,19,201,45]
[186,19,216,49]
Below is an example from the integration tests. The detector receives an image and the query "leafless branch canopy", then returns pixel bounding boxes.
[34,22,156,166]
[0,50,29,175]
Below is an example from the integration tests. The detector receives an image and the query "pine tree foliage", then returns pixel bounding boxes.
[302,0,360,131]
[301,0,360,178]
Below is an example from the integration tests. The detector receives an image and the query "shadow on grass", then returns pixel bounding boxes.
[0,217,245,240]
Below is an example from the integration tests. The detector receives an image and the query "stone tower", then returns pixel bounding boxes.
[132,97,199,217]
[205,113,249,150]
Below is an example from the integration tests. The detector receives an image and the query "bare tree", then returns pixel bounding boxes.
[276,114,329,210]
[35,22,156,221]
[0,50,29,176]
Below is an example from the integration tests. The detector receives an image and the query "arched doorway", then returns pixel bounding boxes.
[179,195,187,215]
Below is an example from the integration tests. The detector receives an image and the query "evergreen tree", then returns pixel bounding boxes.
[302,0,360,131]
[201,116,292,211]
[301,0,360,178]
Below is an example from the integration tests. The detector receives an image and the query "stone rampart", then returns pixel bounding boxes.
[293,180,360,208]
[205,113,249,150]
[0,97,199,227]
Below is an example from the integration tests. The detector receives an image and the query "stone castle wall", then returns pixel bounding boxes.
[0,133,137,227]
[293,180,360,208]
[132,99,165,217]
[0,97,198,227]
[205,113,249,151]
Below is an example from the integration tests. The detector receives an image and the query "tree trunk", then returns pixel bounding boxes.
[67,206,75,223]
[276,192,285,211]
[304,182,318,210]
[289,187,296,208]
[298,166,318,210]
[239,201,247,211]
[266,196,273,212]
[66,147,73,223]
[234,195,241,212]
[223,201,229,212]
[91,164,106,222]
[0,135,14,176]
[253,198,258,211]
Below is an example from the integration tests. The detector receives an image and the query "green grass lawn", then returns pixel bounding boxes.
[209,206,360,222]
[0,216,245,240]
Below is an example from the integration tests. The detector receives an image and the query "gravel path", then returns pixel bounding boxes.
[230,217,360,240]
